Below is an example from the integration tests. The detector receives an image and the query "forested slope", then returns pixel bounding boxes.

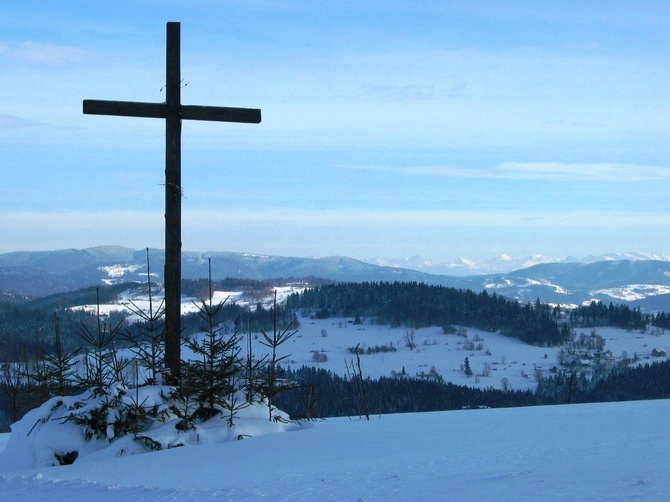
[287,282,568,346]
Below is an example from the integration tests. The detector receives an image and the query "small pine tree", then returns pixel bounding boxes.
[76,288,125,392]
[43,312,79,396]
[180,260,245,423]
[258,290,298,421]
[122,248,165,385]
[464,357,473,378]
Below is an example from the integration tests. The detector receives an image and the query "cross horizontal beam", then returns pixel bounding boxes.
[83,99,262,123]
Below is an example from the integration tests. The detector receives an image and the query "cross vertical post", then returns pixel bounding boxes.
[83,22,261,381]
[164,22,182,380]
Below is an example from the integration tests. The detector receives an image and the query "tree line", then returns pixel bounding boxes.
[568,301,646,330]
[286,282,568,346]
[275,357,670,420]
[537,359,670,404]
[274,365,546,419]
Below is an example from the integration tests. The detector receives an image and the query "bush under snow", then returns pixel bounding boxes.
[0,385,297,472]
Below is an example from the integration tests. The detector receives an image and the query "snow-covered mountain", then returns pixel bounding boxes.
[4,246,670,311]
[568,252,670,263]
[366,252,670,276]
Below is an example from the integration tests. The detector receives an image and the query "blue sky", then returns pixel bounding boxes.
[1,1,669,262]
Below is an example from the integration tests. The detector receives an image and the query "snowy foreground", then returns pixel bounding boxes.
[0,399,668,501]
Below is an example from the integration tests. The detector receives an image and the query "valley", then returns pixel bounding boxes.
[80,285,670,394]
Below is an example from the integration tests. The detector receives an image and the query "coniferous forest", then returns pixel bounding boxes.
[274,365,545,419]
[286,282,568,346]
[569,300,646,330]
[275,359,670,420]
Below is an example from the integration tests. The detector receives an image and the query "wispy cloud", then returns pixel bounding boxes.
[1,210,160,230]
[498,163,670,182]
[0,114,41,129]
[358,81,469,101]
[338,162,670,182]
[16,207,649,233]
[0,41,93,65]
[183,207,670,229]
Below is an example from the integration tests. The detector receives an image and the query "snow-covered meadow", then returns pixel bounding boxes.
[273,317,670,392]
[0,399,669,500]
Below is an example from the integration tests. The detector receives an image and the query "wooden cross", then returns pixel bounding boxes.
[83,22,261,380]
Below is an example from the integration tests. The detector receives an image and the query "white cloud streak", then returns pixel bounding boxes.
[2,210,161,230]
[338,162,670,182]
[0,41,93,66]
[0,114,42,129]
[4,207,668,233]
[185,208,670,228]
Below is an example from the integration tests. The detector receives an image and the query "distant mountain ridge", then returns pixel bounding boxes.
[0,246,451,298]
[365,252,670,276]
[2,246,670,312]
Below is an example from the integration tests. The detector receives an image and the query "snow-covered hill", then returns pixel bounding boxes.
[0,399,668,500]
[75,287,670,393]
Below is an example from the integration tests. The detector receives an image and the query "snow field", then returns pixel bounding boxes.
[0,400,669,500]
[247,317,669,393]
